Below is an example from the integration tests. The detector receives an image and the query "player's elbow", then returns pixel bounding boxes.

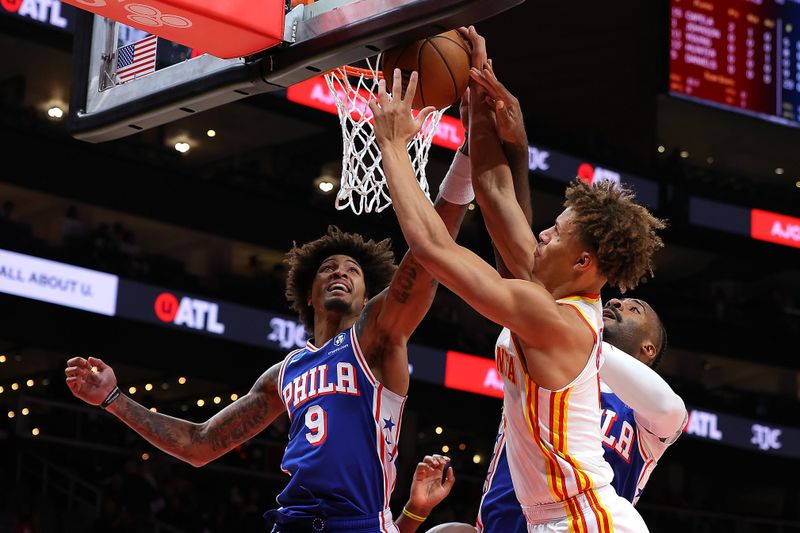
[654,395,687,435]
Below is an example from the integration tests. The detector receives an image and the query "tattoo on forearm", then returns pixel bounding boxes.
[391,258,419,304]
[115,396,195,457]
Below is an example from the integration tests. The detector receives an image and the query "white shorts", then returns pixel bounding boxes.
[523,485,649,533]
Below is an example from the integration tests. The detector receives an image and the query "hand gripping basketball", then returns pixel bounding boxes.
[65,356,118,406]
[470,60,527,148]
[369,69,437,148]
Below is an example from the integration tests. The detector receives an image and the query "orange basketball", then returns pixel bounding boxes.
[381,30,471,110]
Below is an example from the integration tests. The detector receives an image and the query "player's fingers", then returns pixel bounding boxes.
[87,357,107,371]
[65,376,81,389]
[467,26,487,65]
[367,99,380,118]
[401,70,417,104]
[469,69,499,99]
[67,357,88,368]
[376,78,389,105]
[444,465,456,488]
[415,106,436,129]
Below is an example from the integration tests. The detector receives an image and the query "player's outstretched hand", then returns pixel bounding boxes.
[457,26,488,71]
[469,60,526,148]
[65,356,117,406]
[405,454,456,518]
[369,69,436,149]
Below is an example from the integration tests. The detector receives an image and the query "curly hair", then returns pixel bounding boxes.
[284,226,397,333]
[565,180,665,292]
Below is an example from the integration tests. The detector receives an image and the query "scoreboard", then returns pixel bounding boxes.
[669,0,800,126]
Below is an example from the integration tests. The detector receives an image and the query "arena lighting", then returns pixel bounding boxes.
[0,386,4,394]
[706,156,714,165]
[142,453,150,461]
[435,426,443,435]
[149,407,157,413]
[26,379,34,387]
[207,129,217,137]
[128,386,137,394]
[775,168,785,175]
[91,366,98,372]
[174,142,191,153]
[21,408,29,416]
[11,383,19,391]
[657,145,666,154]
[47,106,64,119]
[472,454,482,464]
[679,150,690,159]
[197,399,205,407]
[230,393,239,401]
[0,355,6,363]
[145,383,153,391]
[442,445,450,453]
[314,176,336,193]
[32,428,40,436]
[795,181,800,188]
[178,377,187,385]
[459,443,466,451]
[213,396,222,404]
[7,411,14,419]
[467,203,476,211]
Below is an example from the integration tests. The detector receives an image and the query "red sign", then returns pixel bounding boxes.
[59,0,284,59]
[286,76,465,151]
[751,209,800,249]
[444,351,504,399]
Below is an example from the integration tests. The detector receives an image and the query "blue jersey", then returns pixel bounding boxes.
[477,387,662,532]
[274,326,404,532]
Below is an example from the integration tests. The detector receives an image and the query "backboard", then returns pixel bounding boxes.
[68,0,524,142]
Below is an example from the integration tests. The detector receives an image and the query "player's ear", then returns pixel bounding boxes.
[639,341,657,365]
[575,251,592,271]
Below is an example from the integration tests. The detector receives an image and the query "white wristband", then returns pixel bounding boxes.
[438,151,474,205]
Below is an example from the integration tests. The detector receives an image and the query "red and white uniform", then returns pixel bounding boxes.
[495,294,649,532]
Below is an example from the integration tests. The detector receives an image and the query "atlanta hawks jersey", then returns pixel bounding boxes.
[477,385,667,532]
[495,294,615,521]
[274,326,404,532]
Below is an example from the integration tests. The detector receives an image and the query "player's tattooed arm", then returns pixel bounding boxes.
[107,362,284,467]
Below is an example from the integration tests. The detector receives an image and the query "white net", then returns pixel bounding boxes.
[324,55,446,215]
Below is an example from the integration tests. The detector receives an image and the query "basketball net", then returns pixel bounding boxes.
[324,55,446,215]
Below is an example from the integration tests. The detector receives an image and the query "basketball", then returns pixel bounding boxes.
[382,30,471,110]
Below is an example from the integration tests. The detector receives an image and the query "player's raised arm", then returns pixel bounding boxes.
[357,96,471,396]
[65,356,284,467]
[369,70,579,355]
[459,26,537,282]
[600,343,687,441]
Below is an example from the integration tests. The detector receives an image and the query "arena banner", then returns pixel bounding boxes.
[527,144,660,209]
[0,248,118,316]
[683,406,800,460]
[690,196,800,250]
[0,0,77,33]
[114,278,448,384]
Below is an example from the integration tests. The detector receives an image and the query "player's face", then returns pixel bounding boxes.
[310,254,368,315]
[534,208,593,289]
[602,298,656,365]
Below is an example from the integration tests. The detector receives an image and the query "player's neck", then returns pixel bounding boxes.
[312,311,359,347]
[549,279,605,301]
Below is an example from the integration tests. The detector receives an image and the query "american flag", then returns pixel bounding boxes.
[116,35,157,83]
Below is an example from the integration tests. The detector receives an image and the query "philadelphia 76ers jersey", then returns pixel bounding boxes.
[275,326,405,531]
[477,383,671,532]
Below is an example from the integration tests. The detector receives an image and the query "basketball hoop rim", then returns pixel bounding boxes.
[328,64,384,81]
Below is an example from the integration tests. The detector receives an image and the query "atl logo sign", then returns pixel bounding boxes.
[154,292,225,334]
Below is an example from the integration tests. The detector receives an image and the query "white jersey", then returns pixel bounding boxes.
[495,294,617,524]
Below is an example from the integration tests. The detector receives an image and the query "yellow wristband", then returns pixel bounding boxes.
[402,506,427,522]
